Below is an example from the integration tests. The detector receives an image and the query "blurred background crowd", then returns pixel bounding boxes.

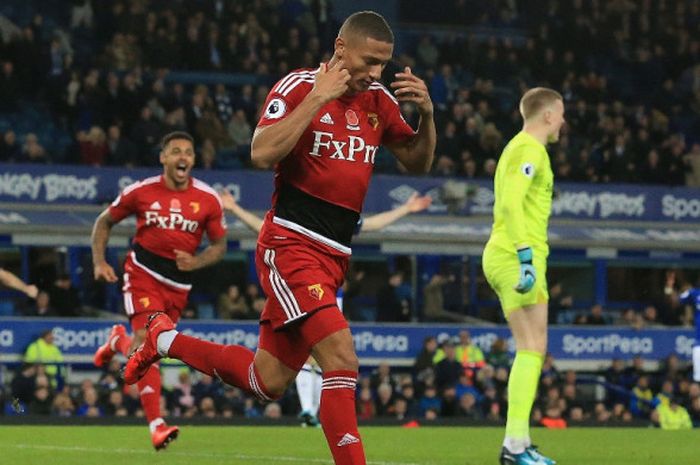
[0,0,699,183]
[1,0,700,428]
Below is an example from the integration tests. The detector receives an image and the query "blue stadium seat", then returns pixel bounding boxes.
[197,303,216,320]
[0,301,15,317]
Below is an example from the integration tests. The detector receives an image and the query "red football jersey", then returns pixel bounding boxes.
[109,175,227,259]
[257,68,416,213]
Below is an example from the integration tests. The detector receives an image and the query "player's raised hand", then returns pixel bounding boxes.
[390,66,433,116]
[220,189,237,212]
[404,192,432,213]
[174,249,197,271]
[94,261,118,283]
[312,60,350,104]
[24,284,39,299]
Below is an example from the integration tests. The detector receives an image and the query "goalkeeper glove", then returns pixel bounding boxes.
[514,247,536,294]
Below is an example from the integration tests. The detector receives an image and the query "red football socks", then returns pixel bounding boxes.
[137,365,162,423]
[113,333,132,356]
[168,333,270,399]
[319,370,366,465]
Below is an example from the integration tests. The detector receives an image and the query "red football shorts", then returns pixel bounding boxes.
[258,308,349,371]
[254,221,350,370]
[255,231,348,329]
[122,253,189,331]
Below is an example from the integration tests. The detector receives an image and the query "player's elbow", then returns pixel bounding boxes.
[251,139,283,169]
[401,156,433,174]
[250,145,273,169]
[416,161,433,174]
[207,238,228,262]
[410,162,433,175]
[410,152,435,174]
[251,157,272,170]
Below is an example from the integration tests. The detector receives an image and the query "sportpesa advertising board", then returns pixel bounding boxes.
[0,318,694,365]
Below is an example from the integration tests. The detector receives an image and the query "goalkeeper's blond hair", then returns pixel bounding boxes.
[519,88,563,121]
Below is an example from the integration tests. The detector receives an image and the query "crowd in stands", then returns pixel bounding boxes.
[3,244,697,328]
[1,0,699,429]
[2,328,697,429]
[0,1,698,184]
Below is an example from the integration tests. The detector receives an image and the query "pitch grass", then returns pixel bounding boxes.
[0,425,695,465]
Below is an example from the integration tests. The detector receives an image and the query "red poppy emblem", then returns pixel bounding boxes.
[345,109,359,127]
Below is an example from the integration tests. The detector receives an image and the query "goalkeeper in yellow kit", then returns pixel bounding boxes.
[482,88,565,465]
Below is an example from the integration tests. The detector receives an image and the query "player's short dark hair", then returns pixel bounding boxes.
[519,87,563,120]
[160,131,194,150]
[339,11,394,44]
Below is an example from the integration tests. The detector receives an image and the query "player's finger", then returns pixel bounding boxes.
[327,59,343,72]
[396,66,413,76]
[394,90,424,100]
[390,80,414,88]
[393,71,419,81]
[393,82,425,91]
[396,95,422,103]
[397,79,426,93]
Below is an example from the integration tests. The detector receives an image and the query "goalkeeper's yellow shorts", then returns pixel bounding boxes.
[482,242,549,318]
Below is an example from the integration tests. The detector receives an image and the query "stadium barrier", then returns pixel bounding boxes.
[0,317,694,367]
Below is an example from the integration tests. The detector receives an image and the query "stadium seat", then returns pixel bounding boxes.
[0,301,15,317]
[196,303,216,320]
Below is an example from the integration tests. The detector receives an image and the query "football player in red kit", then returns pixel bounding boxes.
[124,11,434,464]
[92,131,227,450]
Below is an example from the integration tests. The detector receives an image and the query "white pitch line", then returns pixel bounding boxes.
[11,444,426,465]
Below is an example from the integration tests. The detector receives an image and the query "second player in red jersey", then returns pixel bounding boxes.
[91,131,227,450]
[124,12,435,465]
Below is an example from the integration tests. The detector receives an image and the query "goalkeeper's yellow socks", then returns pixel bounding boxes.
[503,350,544,453]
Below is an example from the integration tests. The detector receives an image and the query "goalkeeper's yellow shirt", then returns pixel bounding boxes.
[487,131,553,255]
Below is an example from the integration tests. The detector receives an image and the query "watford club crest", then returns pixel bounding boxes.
[367,112,379,130]
[139,297,150,308]
[307,284,325,301]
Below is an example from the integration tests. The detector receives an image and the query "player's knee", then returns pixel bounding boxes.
[312,328,359,372]
[523,341,547,355]
[268,389,285,401]
[323,348,359,372]
[263,379,290,400]
[253,368,295,401]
